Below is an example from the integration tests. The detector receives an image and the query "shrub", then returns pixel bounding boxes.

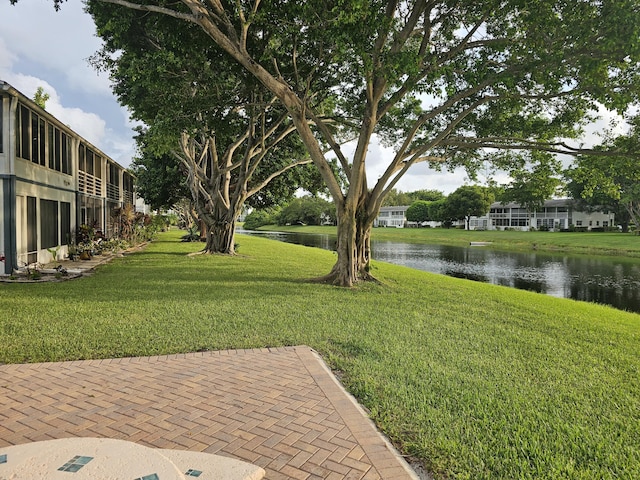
[181,225,202,242]
[243,210,275,230]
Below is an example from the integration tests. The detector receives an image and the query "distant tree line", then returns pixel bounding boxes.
[243,196,335,230]
[244,147,640,233]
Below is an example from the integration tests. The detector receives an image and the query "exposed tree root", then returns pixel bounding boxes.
[307,269,381,287]
[187,249,237,257]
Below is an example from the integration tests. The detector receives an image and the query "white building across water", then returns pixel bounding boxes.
[470,199,615,231]
[374,205,409,228]
[0,81,135,274]
[374,199,615,231]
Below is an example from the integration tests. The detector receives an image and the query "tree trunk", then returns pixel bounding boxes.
[312,202,376,287]
[193,194,238,255]
[204,218,237,254]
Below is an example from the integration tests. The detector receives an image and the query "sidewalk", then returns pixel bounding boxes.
[0,347,419,479]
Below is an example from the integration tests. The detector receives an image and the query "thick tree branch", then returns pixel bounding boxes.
[246,158,312,198]
[98,0,198,23]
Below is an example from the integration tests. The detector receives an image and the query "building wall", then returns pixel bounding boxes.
[12,181,75,267]
[572,210,615,229]
[374,206,408,228]
[475,200,615,231]
[0,178,5,265]
[0,81,133,274]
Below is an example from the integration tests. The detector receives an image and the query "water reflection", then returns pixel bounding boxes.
[238,230,640,313]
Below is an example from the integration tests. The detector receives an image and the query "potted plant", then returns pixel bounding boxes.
[77,242,93,260]
[67,244,79,261]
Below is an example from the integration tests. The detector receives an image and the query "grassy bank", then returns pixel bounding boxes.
[1,230,639,479]
[255,224,640,257]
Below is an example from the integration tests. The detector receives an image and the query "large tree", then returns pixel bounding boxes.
[87,3,318,254]
[566,116,640,233]
[499,151,564,228]
[24,0,640,285]
[131,130,190,211]
[382,189,413,207]
[277,196,336,227]
[409,189,445,203]
[405,200,431,224]
[445,185,494,230]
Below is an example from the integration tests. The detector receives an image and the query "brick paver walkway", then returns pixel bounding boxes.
[0,346,418,479]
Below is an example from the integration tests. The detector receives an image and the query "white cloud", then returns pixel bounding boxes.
[0,38,16,72]
[0,0,110,97]
[103,128,137,168]
[66,62,113,97]
[49,105,107,147]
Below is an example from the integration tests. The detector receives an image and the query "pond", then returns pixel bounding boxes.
[238,229,640,314]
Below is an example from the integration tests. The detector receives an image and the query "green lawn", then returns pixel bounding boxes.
[256,224,640,257]
[1,230,639,479]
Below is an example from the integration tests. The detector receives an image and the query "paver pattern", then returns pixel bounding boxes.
[0,346,417,479]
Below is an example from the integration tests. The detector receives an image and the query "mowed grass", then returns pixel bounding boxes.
[1,230,639,479]
[257,224,640,257]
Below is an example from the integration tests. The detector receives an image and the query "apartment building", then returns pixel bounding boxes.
[0,81,134,274]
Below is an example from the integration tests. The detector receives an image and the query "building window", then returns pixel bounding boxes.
[26,196,37,264]
[39,117,46,166]
[603,221,609,227]
[78,143,85,171]
[40,199,59,249]
[54,127,62,171]
[31,113,46,166]
[62,133,71,175]
[108,163,120,185]
[80,143,100,176]
[19,104,30,160]
[31,112,38,164]
[23,111,47,166]
[48,124,55,169]
[60,202,71,245]
[94,154,102,179]
[123,172,134,205]
[86,148,94,175]
[576,220,583,226]
[15,103,70,175]
[0,96,3,153]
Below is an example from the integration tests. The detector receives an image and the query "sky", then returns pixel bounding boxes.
[0,1,628,196]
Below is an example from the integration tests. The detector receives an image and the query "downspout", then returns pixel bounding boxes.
[2,86,18,274]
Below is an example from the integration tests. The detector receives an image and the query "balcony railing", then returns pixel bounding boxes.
[79,171,102,197]
[124,190,134,205]
[107,183,120,201]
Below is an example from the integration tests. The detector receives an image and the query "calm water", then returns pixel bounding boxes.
[239,229,640,313]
